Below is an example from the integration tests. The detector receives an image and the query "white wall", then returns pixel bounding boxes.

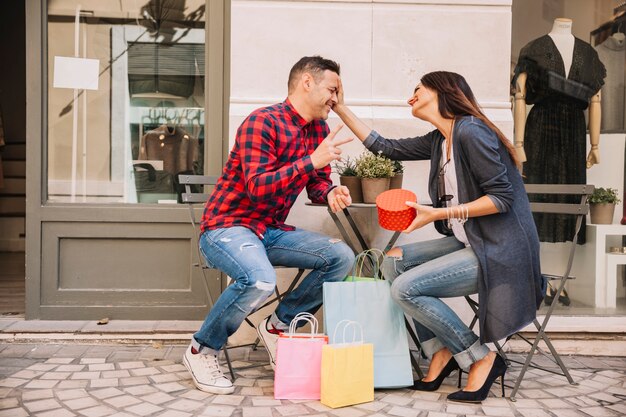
[227,0,514,342]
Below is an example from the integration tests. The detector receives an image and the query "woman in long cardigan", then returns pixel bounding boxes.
[332,71,544,403]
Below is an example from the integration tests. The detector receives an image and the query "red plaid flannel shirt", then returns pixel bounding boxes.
[201,99,335,238]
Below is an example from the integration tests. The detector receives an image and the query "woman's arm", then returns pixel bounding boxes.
[403,196,498,233]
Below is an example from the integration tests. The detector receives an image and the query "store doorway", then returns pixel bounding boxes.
[0,0,26,316]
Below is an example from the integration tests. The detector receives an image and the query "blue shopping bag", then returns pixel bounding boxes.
[323,250,413,388]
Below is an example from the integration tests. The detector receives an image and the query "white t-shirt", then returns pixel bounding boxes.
[441,141,470,246]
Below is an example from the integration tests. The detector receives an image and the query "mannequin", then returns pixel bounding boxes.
[595,32,626,131]
[514,18,602,168]
[512,18,606,243]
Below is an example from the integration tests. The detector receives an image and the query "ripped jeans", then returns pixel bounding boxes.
[194,226,354,351]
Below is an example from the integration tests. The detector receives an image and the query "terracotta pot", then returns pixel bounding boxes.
[361,177,390,203]
[590,203,615,224]
[389,174,403,190]
[339,176,363,203]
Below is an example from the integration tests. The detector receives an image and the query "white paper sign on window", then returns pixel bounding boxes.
[53,56,100,90]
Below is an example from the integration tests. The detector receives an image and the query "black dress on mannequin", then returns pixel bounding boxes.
[513,35,606,243]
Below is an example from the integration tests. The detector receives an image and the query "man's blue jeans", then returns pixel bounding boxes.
[194,226,354,351]
[381,236,490,370]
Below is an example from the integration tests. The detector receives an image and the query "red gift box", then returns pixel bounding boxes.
[376,189,417,231]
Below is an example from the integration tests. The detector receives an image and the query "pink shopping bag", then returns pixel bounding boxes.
[274,313,327,400]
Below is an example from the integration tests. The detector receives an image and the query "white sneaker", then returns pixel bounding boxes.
[256,316,282,370]
[183,344,234,394]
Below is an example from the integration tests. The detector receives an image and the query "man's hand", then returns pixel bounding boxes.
[310,124,353,169]
[336,77,345,107]
[327,186,352,213]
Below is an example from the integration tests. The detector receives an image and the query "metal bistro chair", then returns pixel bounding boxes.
[460,184,593,401]
[178,174,306,379]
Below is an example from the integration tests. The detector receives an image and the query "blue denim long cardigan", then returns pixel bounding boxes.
[364,115,544,343]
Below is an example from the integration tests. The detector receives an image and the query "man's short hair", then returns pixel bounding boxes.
[288,56,340,93]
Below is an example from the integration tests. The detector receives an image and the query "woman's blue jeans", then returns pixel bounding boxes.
[194,226,354,351]
[382,236,489,370]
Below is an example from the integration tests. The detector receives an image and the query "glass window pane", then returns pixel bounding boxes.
[47,0,206,204]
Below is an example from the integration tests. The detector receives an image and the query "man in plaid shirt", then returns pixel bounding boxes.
[183,56,355,394]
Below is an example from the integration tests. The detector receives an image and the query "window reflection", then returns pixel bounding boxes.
[47,0,206,203]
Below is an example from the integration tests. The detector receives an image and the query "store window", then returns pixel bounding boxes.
[512,1,625,317]
[47,0,206,203]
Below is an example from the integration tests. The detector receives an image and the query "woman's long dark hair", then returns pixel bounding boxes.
[420,71,520,169]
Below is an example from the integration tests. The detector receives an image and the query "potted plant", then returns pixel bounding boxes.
[354,151,395,203]
[333,157,363,203]
[390,160,405,190]
[589,187,621,224]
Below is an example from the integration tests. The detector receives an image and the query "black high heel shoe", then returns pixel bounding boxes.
[447,353,507,403]
[411,357,460,391]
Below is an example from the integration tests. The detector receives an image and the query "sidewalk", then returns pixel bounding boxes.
[1,337,625,417]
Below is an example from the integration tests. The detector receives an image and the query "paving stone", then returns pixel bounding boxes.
[0,378,27,388]
[0,397,18,409]
[23,379,58,389]
[56,388,88,400]
[64,396,100,410]
[23,398,62,413]
[275,404,312,415]
[179,390,212,401]
[169,398,205,412]
[79,405,117,417]
[410,399,442,411]
[88,364,115,371]
[354,401,387,412]
[551,409,588,417]
[21,389,53,401]
[11,370,43,379]
[239,387,264,396]
[56,365,85,372]
[444,403,480,414]
[90,378,119,388]
[119,376,151,386]
[160,364,187,373]
[40,371,71,380]
[36,408,77,417]
[380,394,412,406]
[538,398,573,408]
[45,358,74,364]
[153,381,187,392]
[118,362,145,370]
[156,411,192,417]
[70,371,100,380]
[383,406,417,417]
[80,358,106,364]
[241,407,272,417]
[482,406,515,416]
[123,385,158,396]
[56,380,89,389]
[516,409,552,417]
[104,394,142,408]
[130,367,160,377]
[123,402,163,416]
[27,364,58,372]
[198,404,235,417]
[90,387,125,400]
[251,398,282,407]
[149,373,181,383]
[0,408,28,417]
[212,395,245,406]
[140,391,176,405]
[579,406,620,416]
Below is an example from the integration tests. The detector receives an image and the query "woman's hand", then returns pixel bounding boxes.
[336,77,345,107]
[402,201,442,233]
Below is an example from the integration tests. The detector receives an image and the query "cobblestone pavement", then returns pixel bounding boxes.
[0,342,625,417]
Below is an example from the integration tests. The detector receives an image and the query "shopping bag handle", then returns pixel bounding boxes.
[287,312,318,337]
[332,319,364,344]
[346,248,384,281]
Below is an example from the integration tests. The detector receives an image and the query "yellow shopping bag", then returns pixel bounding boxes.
[321,321,374,409]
